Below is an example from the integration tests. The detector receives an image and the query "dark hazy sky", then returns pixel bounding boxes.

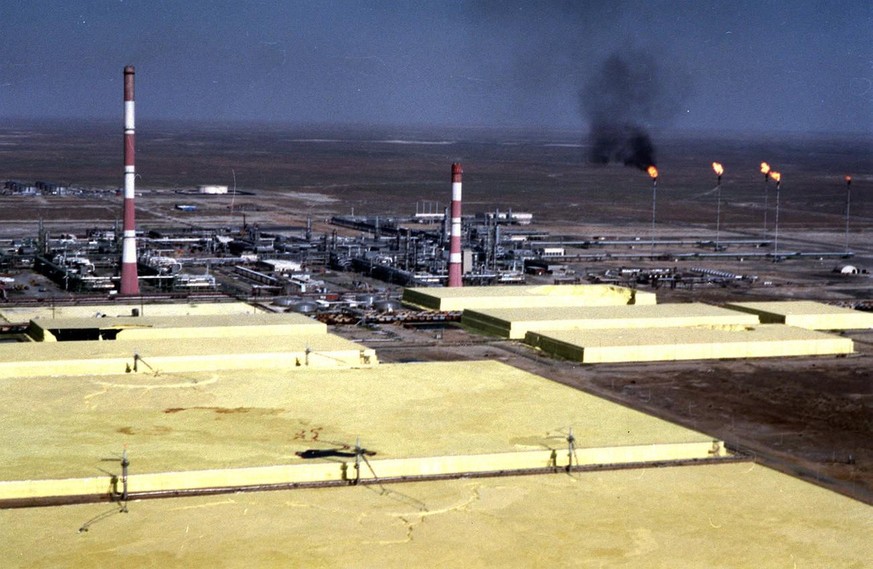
[1,1,871,134]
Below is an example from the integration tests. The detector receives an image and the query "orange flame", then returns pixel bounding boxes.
[647,165,658,180]
[769,171,781,183]
[712,162,724,176]
[760,162,770,175]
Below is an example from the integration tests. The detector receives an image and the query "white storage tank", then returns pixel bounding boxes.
[198,185,229,195]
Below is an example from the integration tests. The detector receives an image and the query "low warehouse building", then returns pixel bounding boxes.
[403,284,656,312]
[0,301,263,323]
[462,303,760,339]
[26,313,325,342]
[525,324,854,364]
[0,334,376,378]
[725,300,873,330]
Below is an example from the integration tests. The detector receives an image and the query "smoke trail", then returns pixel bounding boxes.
[581,50,687,170]
[588,123,656,170]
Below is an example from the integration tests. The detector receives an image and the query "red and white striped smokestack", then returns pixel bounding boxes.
[448,163,463,287]
[120,65,140,295]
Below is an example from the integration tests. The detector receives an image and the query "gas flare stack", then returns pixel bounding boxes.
[448,163,463,287]
[712,162,724,250]
[120,65,140,295]
[647,165,658,253]
[760,162,771,235]
[770,170,782,260]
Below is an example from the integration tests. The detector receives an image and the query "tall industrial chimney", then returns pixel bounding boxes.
[448,163,463,287]
[120,65,140,295]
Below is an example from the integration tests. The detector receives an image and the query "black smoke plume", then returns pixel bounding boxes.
[588,123,656,170]
[581,51,687,171]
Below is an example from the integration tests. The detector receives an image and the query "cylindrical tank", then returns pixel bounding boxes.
[198,185,228,194]
[374,299,401,313]
[356,294,376,306]
[289,301,318,314]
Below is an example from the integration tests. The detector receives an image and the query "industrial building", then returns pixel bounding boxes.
[403,284,656,312]
[25,312,325,342]
[405,285,857,364]
[725,300,873,330]
[525,324,854,364]
[0,300,261,322]
[461,303,761,339]
[0,314,375,379]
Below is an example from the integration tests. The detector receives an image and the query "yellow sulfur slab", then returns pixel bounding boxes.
[0,333,376,378]
[0,361,714,484]
[0,301,264,323]
[725,300,873,330]
[0,441,726,501]
[2,463,871,568]
[463,303,760,339]
[526,324,854,363]
[26,312,325,342]
[403,284,656,311]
